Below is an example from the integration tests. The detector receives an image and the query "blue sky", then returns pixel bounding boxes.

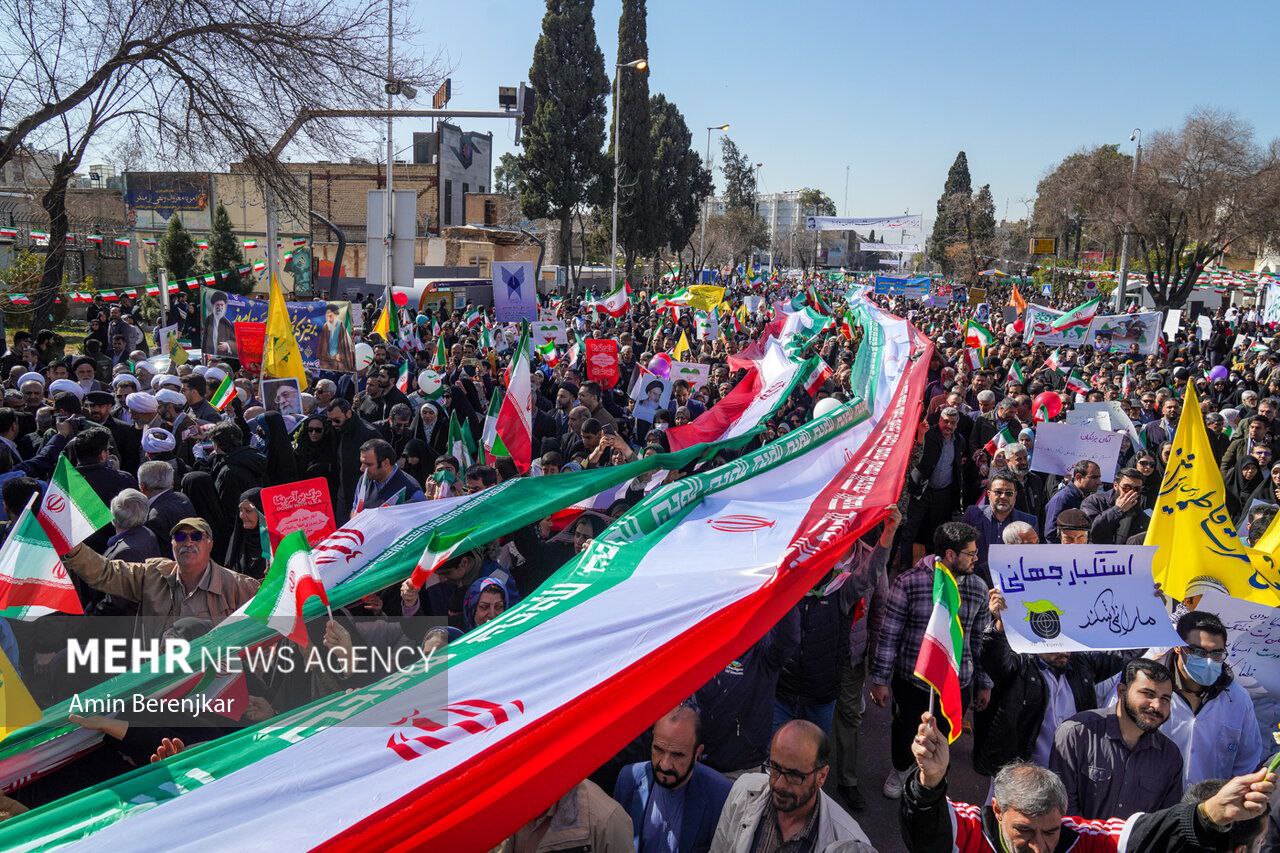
[407,0,1278,224]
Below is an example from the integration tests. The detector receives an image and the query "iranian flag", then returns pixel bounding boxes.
[397,360,410,393]
[145,284,160,297]
[113,237,130,246]
[983,424,1016,456]
[244,530,328,646]
[537,341,559,368]
[465,307,483,329]
[1050,296,1102,332]
[0,494,83,619]
[586,282,629,318]
[481,388,510,465]
[448,412,478,469]
[1034,403,1053,424]
[495,322,533,474]
[87,234,103,243]
[210,374,236,412]
[912,560,965,743]
[1043,348,1066,373]
[1064,369,1091,395]
[243,239,259,249]
[1006,361,1025,386]
[253,261,266,272]
[431,338,447,371]
[962,348,983,371]
[37,456,112,556]
[804,359,833,396]
[964,320,996,348]
[7,294,29,306]
[0,228,16,239]
[197,240,210,250]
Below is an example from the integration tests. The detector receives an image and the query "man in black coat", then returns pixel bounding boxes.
[902,406,968,562]
[70,426,139,558]
[327,397,382,524]
[207,422,267,520]
[974,589,1131,778]
[84,390,141,474]
[137,459,197,558]
[1080,466,1150,545]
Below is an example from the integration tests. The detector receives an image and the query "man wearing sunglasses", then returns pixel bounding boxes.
[62,517,260,640]
[1097,611,1265,788]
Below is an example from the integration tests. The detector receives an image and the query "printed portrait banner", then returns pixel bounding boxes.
[1083,312,1161,355]
[492,261,538,323]
[1196,589,1280,740]
[1023,303,1089,347]
[532,321,567,346]
[989,544,1180,653]
[1030,421,1124,482]
[584,338,620,389]
[805,214,922,231]
[261,477,337,552]
[1264,283,1280,326]
[200,287,355,372]
[670,361,711,391]
[156,323,179,356]
[233,321,265,374]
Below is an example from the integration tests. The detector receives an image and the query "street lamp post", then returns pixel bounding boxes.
[1115,128,1142,311]
[698,123,729,282]
[611,58,648,295]
[753,162,762,273]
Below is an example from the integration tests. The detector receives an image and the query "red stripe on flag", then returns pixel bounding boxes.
[289,575,329,647]
[913,633,964,742]
[0,574,82,612]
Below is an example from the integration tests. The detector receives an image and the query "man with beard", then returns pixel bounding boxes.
[961,475,1038,583]
[710,720,873,851]
[996,442,1044,521]
[202,291,236,357]
[1048,658,1183,819]
[316,303,354,371]
[613,704,731,853]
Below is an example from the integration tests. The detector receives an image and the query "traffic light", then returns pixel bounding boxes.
[514,83,537,145]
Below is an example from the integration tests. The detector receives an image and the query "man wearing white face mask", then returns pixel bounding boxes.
[1098,610,1265,788]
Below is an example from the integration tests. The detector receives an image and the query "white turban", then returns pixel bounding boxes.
[125,392,158,413]
[112,374,141,390]
[205,367,227,385]
[155,375,183,391]
[17,372,44,388]
[48,378,84,400]
[155,388,186,406]
[141,427,176,454]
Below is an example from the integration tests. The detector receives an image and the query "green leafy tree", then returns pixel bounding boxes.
[519,0,611,288]
[205,201,249,294]
[611,0,658,283]
[796,188,836,217]
[149,214,198,284]
[928,150,972,272]
[649,94,711,269]
[720,136,757,213]
[493,152,524,197]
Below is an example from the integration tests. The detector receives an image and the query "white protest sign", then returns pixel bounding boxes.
[990,544,1181,653]
[1196,589,1280,741]
[1196,315,1213,341]
[1065,407,1112,433]
[670,361,711,390]
[1163,309,1182,338]
[156,323,179,356]
[1030,421,1124,481]
[1071,400,1143,450]
[532,321,567,346]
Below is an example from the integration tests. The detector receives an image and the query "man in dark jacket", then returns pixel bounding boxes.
[327,397,382,524]
[1043,460,1102,543]
[84,390,140,474]
[696,606,800,776]
[137,460,196,558]
[1080,467,1149,545]
[975,587,1130,778]
[902,407,968,564]
[72,427,138,555]
[207,422,267,521]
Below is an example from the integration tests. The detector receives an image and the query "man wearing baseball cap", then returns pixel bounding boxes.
[61,516,259,640]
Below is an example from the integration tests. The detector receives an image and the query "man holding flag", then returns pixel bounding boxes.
[870,522,990,800]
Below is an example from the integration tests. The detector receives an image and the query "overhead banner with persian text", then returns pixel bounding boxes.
[804,214,922,231]
[858,242,923,253]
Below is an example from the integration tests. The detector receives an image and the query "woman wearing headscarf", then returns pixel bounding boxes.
[399,438,433,489]
[294,415,339,511]
[1225,456,1266,521]
[408,400,447,461]
[224,488,267,579]
[250,411,298,487]
[180,470,232,556]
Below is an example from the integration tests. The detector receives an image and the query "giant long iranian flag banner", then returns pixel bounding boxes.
[1,300,928,850]
[0,303,849,794]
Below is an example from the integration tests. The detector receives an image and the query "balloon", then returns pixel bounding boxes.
[418,368,442,396]
[1013,318,1025,334]
[1032,391,1063,423]
[813,397,841,418]
[1209,365,1229,382]
[648,352,672,379]
[392,291,409,307]
[354,342,374,372]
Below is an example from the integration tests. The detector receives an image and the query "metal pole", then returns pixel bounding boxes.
[1115,128,1142,312]
[384,0,395,300]
[699,127,711,282]
[610,69,621,293]
[843,165,850,216]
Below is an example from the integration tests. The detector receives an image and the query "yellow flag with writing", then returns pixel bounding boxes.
[166,330,189,366]
[262,274,308,386]
[687,285,725,313]
[0,645,39,741]
[1145,382,1280,606]
[671,330,691,362]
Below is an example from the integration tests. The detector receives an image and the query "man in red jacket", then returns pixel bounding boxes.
[901,710,1273,852]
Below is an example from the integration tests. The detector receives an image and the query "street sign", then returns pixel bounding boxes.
[365,190,417,288]
[1029,238,1057,255]
[498,86,518,110]
[433,78,451,110]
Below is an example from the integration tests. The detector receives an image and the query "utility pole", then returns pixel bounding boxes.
[843,165,850,216]
[384,0,395,302]
[1115,128,1142,311]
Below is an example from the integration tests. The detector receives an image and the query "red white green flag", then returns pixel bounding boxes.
[1064,368,1091,395]
[244,530,328,646]
[962,347,983,371]
[983,424,1017,456]
[210,374,236,412]
[1006,361,1025,385]
[37,456,112,556]
[912,560,965,742]
[482,388,510,465]
[1043,348,1065,373]
[964,320,996,348]
[804,358,833,396]
[465,307,483,329]
[1050,296,1102,331]
[495,322,533,474]
[0,493,83,619]
[586,282,630,318]
[536,341,559,368]
[397,360,410,393]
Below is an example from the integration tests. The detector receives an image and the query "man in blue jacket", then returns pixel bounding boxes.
[961,474,1038,583]
[613,703,731,853]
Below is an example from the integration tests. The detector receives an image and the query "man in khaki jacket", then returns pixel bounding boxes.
[62,517,259,640]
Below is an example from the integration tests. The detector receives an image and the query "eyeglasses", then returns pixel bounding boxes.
[959,549,979,558]
[1136,459,1155,467]
[761,760,825,785]
[1183,645,1227,662]
[307,426,325,433]
[173,531,206,543]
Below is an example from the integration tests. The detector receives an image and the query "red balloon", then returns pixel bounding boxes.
[1013,317,1025,334]
[1032,391,1063,423]
[392,290,409,307]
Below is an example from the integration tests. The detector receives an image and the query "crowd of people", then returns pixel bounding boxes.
[0,272,1277,851]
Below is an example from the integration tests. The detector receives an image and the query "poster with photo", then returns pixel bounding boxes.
[629,370,672,425]
[263,378,303,419]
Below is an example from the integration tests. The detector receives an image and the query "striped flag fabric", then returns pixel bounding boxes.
[0,228,17,239]
[0,493,83,619]
[113,237,130,246]
[197,240,210,250]
[481,388,510,465]
[7,294,29,306]
[1049,296,1102,332]
[87,234,103,243]
[962,348,983,371]
[244,530,327,646]
[585,282,629,318]
[1006,361,1026,386]
[1121,363,1134,397]
[243,239,259,249]
[964,320,996,348]
[1064,369,1091,395]
[537,341,559,368]
[431,338,447,372]
[210,374,236,412]
[984,424,1017,456]
[465,307,483,329]
[912,560,965,742]
[447,411,478,469]
[495,322,533,474]
[37,456,112,556]
[1043,348,1065,373]
[397,360,410,393]
[804,359,833,396]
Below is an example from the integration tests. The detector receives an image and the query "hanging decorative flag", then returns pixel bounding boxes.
[87,234,103,243]
[113,237,130,246]
[243,239,259,249]
[143,238,157,246]
[7,294,29,306]
[293,237,307,246]
[0,228,17,239]
[253,261,267,272]
[197,240,210,250]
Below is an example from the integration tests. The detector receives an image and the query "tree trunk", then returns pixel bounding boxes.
[559,210,573,292]
[32,159,74,335]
